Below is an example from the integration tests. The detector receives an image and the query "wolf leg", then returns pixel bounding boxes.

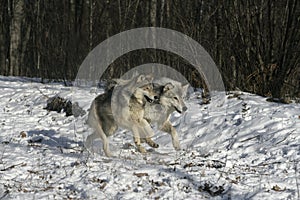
[132,126,147,153]
[144,126,159,148]
[140,119,159,148]
[94,123,112,157]
[161,121,181,150]
[87,101,112,157]
[85,132,98,149]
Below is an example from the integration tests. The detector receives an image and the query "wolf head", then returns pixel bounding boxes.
[159,82,188,113]
[132,74,158,103]
[135,83,158,103]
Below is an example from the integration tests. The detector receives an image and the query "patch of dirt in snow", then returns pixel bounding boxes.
[0,77,299,199]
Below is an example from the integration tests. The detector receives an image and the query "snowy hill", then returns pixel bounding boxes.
[0,76,299,199]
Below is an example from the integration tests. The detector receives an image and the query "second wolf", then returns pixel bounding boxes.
[143,78,188,150]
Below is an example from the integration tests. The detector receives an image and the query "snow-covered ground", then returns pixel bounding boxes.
[0,76,299,199]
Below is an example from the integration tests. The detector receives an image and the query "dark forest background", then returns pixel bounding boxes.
[0,0,299,98]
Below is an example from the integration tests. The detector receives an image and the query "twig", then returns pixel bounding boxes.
[295,161,300,200]
[275,130,295,145]
[0,162,26,171]
[240,135,259,143]
[0,190,9,200]
[35,86,50,99]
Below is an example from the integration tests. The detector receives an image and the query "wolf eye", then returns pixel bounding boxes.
[173,97,178,100]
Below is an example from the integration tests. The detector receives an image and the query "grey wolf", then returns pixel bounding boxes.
[143,78,188,150]
[86,74,157,157]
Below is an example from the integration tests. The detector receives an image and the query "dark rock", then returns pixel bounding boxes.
[45,96,86,117]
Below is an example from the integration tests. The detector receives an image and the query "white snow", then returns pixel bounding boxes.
[0,76,299,199]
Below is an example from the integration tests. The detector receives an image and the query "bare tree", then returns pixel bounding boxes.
[9,0,24,76]
[0,1,9,75]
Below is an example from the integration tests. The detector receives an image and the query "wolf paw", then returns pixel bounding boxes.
[146,138,159,148]
[151,143,159,148]
[173,144,181,151]
[175,146,181,151]
[137,145,147,153]
[104,151,113,157]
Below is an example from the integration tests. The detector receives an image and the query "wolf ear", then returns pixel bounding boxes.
[145,74,154,82]
[182,84,189,95]
[163,82,174,92]
[136,74,146,83]
[136,74,153,83]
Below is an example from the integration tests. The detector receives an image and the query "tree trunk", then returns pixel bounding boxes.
[0,1,7,75]
[89,0,94,52]
[20,18,31,76]
[9,0,24,76]
[159,0,165,26]
[150,0,156,26]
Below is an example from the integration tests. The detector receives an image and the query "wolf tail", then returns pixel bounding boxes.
[86,101,112,157]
